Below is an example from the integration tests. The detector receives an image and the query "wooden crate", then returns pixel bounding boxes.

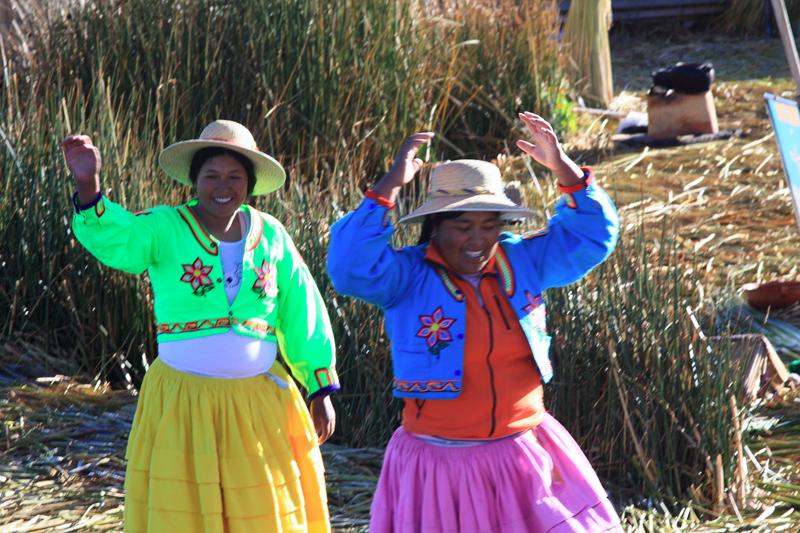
[647,90,719,139]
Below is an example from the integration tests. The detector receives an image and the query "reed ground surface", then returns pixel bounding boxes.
[2,33,800,532]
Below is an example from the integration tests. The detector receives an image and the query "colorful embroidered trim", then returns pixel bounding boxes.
[428,186,498,198]
[246,211,263,252]
[314,368,334,388]
[157,317,276,335]
[177,206,218,255]
[494,246,515,297]
[364,189,396,209]
[434,267,465,302]
[393,378,462,394]
[522,227,548,240]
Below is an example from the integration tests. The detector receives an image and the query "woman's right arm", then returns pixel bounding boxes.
[63,135,160,274]
[327,132,433,309]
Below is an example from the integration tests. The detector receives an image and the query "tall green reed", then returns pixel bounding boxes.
[546,219,743,503]
[2,0,566,421]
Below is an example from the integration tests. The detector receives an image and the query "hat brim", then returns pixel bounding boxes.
[397,194,536,224]
[158,140,286,196]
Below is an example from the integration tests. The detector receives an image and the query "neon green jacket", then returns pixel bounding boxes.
[72,195,339,398]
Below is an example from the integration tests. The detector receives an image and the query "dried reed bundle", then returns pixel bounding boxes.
[562,0,614,106]
[716,0,800,36]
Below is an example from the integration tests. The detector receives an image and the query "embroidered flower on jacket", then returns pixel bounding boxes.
[416,306,456,354]
[523,291,546,331]
[252,260,274,298]
[180,257,214,295]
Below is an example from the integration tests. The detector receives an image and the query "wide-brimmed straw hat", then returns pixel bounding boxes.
[397,159,535,224]
[158,120,285,196]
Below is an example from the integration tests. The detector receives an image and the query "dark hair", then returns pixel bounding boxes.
[189,147,257,195]
[417,211,465,245]
[418,211,505,245]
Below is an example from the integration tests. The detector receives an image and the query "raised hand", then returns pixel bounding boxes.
[516,112,582,187]
[61,135,102,203]
[372,132,435,201]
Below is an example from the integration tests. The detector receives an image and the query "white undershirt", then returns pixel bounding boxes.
[158,212,279,378]
[462,272,483,304]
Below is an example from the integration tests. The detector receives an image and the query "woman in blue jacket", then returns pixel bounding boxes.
[328,112,622,532]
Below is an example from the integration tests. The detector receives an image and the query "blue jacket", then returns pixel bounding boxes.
[327,178,619,399]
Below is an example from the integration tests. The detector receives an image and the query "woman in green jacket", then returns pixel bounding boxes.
[62,120,338,533]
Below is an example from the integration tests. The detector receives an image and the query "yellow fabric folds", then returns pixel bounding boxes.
[123,359,329,533]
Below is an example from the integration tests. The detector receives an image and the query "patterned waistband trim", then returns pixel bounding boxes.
[393,378,462,394]
[157,317,276,335]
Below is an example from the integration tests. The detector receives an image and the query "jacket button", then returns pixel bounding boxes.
[454,369,462,376]
[228,311,233,316]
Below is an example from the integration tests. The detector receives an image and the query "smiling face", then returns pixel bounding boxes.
[193,154,249,223]
[433,211,503,275]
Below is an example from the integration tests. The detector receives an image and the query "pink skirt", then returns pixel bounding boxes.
[370,414,622,533]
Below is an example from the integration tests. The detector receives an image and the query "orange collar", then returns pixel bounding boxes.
[424,241,515,298]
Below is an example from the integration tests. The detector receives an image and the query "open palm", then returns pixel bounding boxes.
[387,132,435,187]
[372,132,434,200]
[515,112,564,170]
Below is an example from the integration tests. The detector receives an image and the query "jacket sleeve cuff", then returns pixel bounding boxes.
[308,384,341,401]
[307,367,340,399]
[364,189,396,209]
[558,168,595,209]
[72,191,106,217]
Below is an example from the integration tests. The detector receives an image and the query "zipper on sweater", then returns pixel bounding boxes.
[414,399,426,420]
[480,301,498,438]
[493,294,512,330]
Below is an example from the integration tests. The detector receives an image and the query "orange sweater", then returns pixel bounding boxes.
[401,245,545,439]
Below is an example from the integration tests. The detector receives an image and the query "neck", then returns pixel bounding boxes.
[192,204,243,242]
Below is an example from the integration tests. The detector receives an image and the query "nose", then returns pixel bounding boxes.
[466,228,488,249]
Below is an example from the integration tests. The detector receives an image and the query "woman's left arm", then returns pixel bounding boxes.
[514,112,620,288]
[273,220,339,442]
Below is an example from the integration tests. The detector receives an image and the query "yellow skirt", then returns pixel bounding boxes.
[123,359,330,533]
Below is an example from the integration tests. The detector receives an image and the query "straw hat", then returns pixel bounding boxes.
[397,159,535,224]
[158,120,285,196]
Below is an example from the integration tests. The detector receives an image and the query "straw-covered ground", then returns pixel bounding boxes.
[580,36,799,288]
[2,33,800,532]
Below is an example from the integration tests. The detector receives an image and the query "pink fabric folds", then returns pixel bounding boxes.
[370,414,622,533]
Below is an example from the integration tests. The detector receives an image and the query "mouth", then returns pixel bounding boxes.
[464,250,484,259]
[213,196,233,205]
